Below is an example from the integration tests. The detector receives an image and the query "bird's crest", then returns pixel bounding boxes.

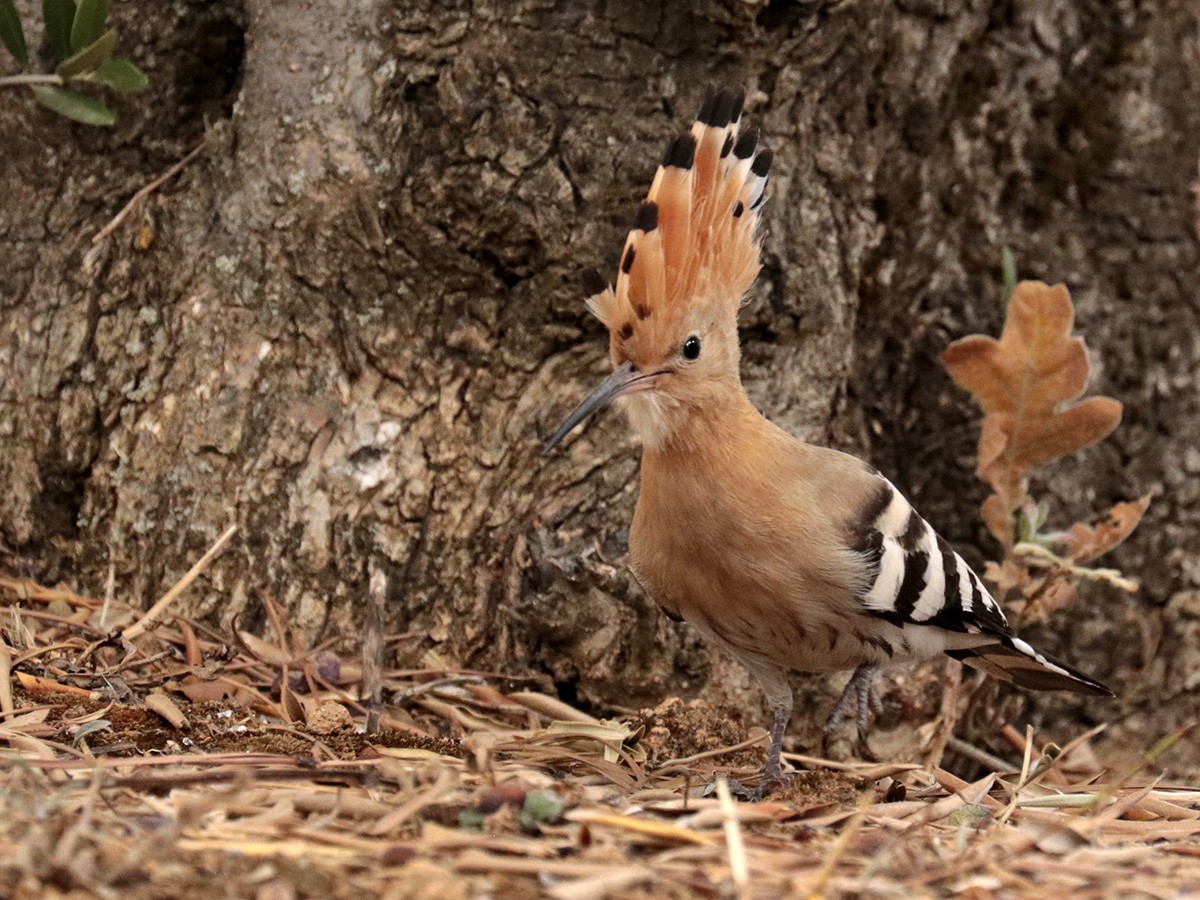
[584,88,772,350]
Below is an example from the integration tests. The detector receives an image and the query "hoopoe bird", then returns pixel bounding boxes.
[544,88,1111,797]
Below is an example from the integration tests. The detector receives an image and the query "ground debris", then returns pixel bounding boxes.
[2,575,1198,898]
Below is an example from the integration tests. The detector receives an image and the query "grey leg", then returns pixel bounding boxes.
[822,663,881,761]
[761,702,791,785]
[727,665,794,801]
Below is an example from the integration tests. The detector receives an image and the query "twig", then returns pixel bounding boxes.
[0,74,63,87]
[998,724,1036,825]
[715,776,749,897]
[806,795,868,896]
[947,736,1015,773]
[122,525,237,641]
[924,658,963,770]
[1013,542,1139,592]
[100,558,116,630]
[363,561,385,735]
[656,732,770,771]
[0,641,12,715]
[507,691,601,724]
[0,577,102,608]
[83,140,207,274]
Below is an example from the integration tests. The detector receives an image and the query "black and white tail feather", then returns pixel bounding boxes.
[850,474,1111,697]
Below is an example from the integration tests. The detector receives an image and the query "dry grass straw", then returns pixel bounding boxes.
[0,572,1197,898]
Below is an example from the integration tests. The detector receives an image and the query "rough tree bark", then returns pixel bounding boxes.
[1,0,1197,771]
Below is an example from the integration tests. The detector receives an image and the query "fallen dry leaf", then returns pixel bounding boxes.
[145,688,190,730]
[15,672,99,700]
[1061,496,1152,563]
[175,673,230,704]
[983,559,1029,596]
[941,281,1123,544]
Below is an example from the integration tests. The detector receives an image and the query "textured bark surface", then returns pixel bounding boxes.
[1,1,1197,772]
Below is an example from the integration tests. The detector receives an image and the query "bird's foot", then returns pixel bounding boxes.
[852,734,879,763]
[821,663,882,761]
[723,768,793,802]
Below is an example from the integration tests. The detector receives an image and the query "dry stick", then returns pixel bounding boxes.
[100,558,116,629]
[0,641,12,715]
[7,607,107,637]
[999,723,1110,826]
[123,525,238,641]
[0,577,102,608]
[656,732,770,772]
[924,658,963,770]
[83,140,207,274]
[715,777,749,897]
[997,725,1037,826]
[363,562,386,735]
[947,736,1015,774]
[806,795,869,896]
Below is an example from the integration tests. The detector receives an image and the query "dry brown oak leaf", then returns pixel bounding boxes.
[941,281,1123,545]
[1062,496,1151,563]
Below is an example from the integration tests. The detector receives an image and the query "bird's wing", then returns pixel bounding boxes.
[845,473,1010,636]
[840,470,1111,696]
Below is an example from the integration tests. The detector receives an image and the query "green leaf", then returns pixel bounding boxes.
[457,807,486,830]
[945,803,991,829]
[93,57,147,93]
[43,0,77,61]
[1016,508,1033,545]
[56,27,115,78]
[1000,246,1018,310]
[0,0,28,66]
[68,0,105,53]
[1033,499,1050,532]
[519,790,565,827]
[31,85,115,126]
[71,718,112,746]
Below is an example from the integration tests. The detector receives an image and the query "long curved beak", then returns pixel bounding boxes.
[542,361,659,453]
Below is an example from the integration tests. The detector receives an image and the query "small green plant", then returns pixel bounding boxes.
[0,0,147,126]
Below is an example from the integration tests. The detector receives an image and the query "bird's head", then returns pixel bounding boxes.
[544,88,773,453]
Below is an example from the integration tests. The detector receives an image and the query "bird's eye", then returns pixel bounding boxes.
[683,336,701,360]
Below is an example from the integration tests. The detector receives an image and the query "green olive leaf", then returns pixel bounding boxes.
[93,58,147,93]
[0,0,28,67]
[56,27,115,78]
[31,85,115,126]
[42,0,77,61]
[68,0,105,53]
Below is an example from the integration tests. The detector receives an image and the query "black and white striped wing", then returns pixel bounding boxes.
[850,476,1008,636]
[848,475,1111,696]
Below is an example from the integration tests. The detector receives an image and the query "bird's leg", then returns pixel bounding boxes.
[821,663,881,761]
[727,701,793,801]
[723,667,794,801]
[761,701,792,786]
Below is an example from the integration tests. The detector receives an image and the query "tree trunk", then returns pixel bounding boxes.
[2,0,1197,771]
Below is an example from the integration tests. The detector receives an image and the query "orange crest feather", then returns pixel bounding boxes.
[584,88,771,347]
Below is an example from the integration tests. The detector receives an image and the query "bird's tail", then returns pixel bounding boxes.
[948,635,1112,696]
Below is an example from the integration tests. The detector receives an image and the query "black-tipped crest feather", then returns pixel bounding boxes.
[733,128,758,160]
[582,268,608,297]
[665,134,696,170]
[635,201,659,232]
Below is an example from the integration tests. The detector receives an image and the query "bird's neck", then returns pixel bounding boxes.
[640,383,773,463]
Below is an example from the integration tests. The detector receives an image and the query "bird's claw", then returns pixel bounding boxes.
[852,736,879,763]
[822,662,881,760]
[822,722,878,762]
[721,769,793,802]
